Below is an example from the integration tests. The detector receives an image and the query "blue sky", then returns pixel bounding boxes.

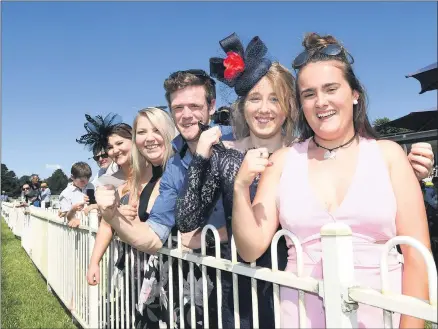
[2,1,437,179]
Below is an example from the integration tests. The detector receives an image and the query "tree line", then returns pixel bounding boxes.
[1,164,69,198]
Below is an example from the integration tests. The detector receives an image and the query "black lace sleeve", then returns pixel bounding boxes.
[175,152,221,233]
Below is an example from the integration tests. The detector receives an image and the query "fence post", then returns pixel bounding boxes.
[88,210,100,328]
[320,222,358,328]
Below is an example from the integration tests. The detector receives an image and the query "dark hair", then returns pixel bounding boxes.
[71,162,92,179]
[294,33,378,140]
[107,123,133,143]
[164,70,216,108]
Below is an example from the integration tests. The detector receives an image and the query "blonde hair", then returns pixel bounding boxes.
[230,62,298,146]
[129,107,177,201]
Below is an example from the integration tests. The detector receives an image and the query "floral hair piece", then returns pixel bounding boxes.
[209,32,272,97]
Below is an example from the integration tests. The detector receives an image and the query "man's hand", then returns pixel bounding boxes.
[68,218,81,228]
[71,202,85,212]
[181,226,228,250]
[408,142,435,180]
[196,126,222,158]
[84,204,99,216]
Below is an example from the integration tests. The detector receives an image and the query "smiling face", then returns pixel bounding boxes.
[107,134,132,167]
[95,151,111,169]
[135,115,165,165]
[169,85,215,142]
[298,61,358,141]
[243,76,286,140]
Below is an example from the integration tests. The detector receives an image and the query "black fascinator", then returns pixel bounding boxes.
[76,113,122,154]
[209,32,272,97]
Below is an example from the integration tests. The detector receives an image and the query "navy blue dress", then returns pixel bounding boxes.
[175,147,288,329]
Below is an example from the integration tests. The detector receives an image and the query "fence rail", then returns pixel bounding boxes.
[1,201,437,329]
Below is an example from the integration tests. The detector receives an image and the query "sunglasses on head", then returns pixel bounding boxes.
[92,153,109,162]
[292,44,354,70]
[168,69,216,85]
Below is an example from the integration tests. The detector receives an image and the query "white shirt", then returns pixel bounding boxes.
[59,182,93,212]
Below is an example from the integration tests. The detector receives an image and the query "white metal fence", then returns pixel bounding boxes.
[1,201,437,329]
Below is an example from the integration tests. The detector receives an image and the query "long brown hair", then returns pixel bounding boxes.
[294,33,378,140]
[231,62,299,146]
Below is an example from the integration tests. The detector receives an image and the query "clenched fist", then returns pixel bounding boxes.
[95,185,119,223]
[408,142,435,180]
[196,126,222,158]
[234,148,273,188]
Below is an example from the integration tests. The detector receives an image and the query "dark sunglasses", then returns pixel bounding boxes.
[92,153,109,162]
[168,69,216,85]
[22,187,30,191]
[292,44,354,70]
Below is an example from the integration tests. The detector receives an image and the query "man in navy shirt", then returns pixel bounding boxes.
[148,69,234,243]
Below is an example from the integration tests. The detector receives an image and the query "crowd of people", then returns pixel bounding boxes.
[12,32,437,328]
[14,174,52,209]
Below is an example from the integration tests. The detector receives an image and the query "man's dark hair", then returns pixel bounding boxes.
[164,69,216,108]
[71,162,92,179]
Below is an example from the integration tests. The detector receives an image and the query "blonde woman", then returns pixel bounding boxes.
[91,107,177,328]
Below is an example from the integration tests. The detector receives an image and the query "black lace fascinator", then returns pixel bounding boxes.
[209,32,272,97]
[76,113,122,154]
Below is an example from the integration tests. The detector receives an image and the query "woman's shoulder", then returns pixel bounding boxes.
[376,138,406,159]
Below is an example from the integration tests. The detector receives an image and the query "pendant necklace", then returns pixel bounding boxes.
[313,133,357,160]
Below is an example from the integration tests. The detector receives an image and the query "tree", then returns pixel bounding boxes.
[18,175,31,188]
[1,163,20,197]
[372,117,412,136]
[45,169,69,195]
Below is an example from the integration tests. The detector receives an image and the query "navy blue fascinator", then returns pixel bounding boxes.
[209,33,272,97]
[76,113,122,154]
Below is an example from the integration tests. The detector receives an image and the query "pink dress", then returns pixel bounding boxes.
[277,137,402,328]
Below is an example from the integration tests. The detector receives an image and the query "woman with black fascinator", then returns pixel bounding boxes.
[175,32,296,329]
[76,113,123,185]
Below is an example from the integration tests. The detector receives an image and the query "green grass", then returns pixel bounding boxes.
[1,218,78,329]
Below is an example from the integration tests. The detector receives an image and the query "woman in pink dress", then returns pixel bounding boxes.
[232,32,431,328]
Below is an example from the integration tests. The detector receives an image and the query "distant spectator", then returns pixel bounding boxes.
[40,182,52,209]
[90,150,119,187]
[424,181,437,209]
[59,162,93,228]
[18,182,41,207]
[0,191,8,202]
[29,174,42,207]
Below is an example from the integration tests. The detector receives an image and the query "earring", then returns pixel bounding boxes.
[353,99,358,105]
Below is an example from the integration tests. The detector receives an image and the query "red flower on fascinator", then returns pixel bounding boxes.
[223,52,245,80]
